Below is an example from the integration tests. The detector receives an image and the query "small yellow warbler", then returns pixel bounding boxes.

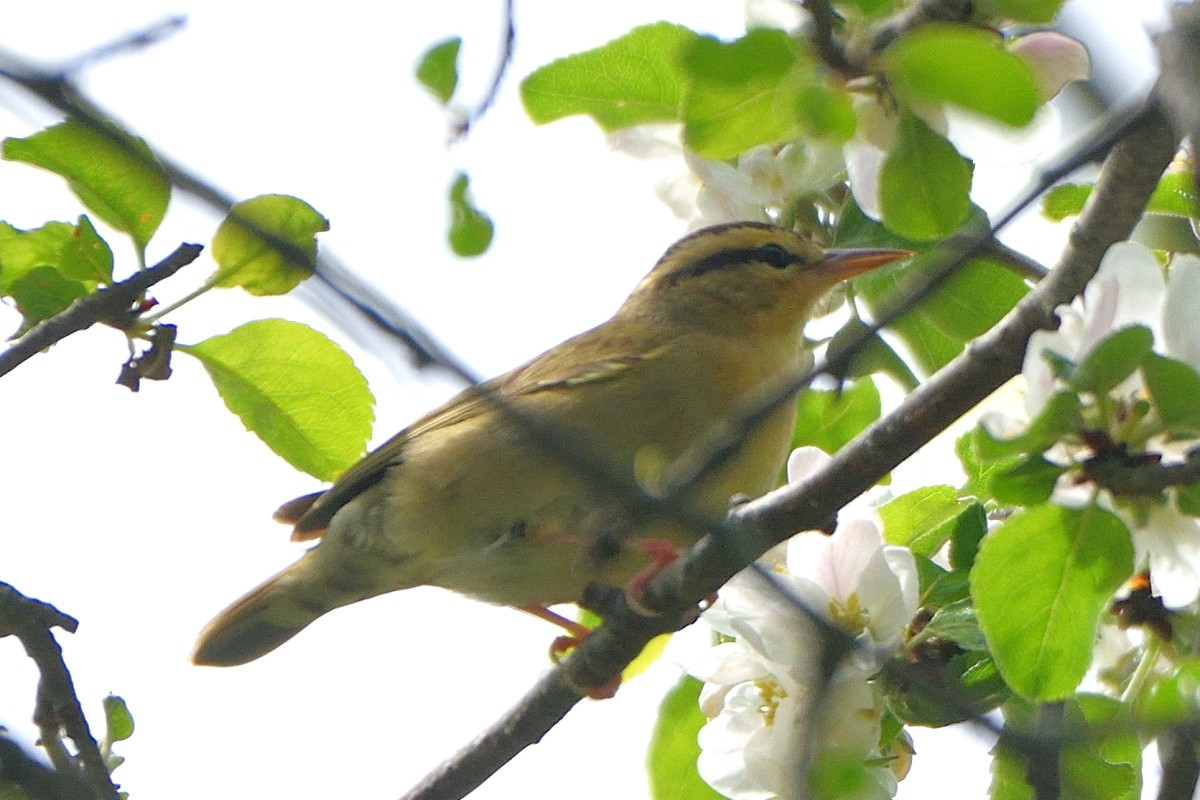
[193,222,909,666]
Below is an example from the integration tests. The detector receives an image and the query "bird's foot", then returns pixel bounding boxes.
[519,604,621,699]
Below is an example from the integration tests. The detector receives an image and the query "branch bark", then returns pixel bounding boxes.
[0,242,201,380]
[400,101,1180,800]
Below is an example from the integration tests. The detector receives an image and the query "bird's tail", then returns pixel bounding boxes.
[192,558,354,666]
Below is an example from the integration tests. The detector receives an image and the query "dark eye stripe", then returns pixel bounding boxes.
[666,244,802,285]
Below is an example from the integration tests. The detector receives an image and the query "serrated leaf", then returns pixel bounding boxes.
[791,378,881,455]
[973,391,1083,460]
[211,194,327,295]
[880,111,974,241]
[886,25,1039,127]
[972,504,1133,700]
[448,173,493,257]
[3,119,169,251]
[647,676,725,800]
[994,0,1068,23]
[989,455,1065,505]
[1042,182,1093,221]
[416,37,461,105]
[681,29,812,159]
[1143,353,1200,433]
[520,22,698,131]
[60,215,114,284]
[1071,325,1153,395]
[103,695,135,743]
[879,485,968,556]
[180,319,374,481]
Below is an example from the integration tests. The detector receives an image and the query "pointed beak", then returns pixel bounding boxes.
[816,248,913,281]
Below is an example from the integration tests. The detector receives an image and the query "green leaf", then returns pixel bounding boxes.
[647,676,725,800]
[989,455,1065,505]
[878,485,970,556]
[1147,171,1199,218]
[1176,481,1200,517]
[972,504,1133,700]
[520,22,698,131]
[791,378,881,455]
[681,29,813,159]
[103,695,135,743]
[948,501,988,571]
[922,597,987,651]
[914,555,970,607]
[956,430,1020,504]
[838,0,899,17]
[1071,325,1153,395]
[7,266,90,332]
[808,750,882,800]
[1042,183,1092,221]
[795,82,857,141]
[447,173,494,257]
[3,119,169,251]
[993,0,1068,23]
[825,318,919,391]
[180,319,375,481]
[211,194,327,295]
[0,220,76,293]
[973,391,1083,460]
[993,696,1139,800]
[1139,658,1200,726]
[886,25,1039,127]
[1143,353,1200,433]
[884,649,1008,727]
[60,215,114,284]
[416,37,461,105]
[880,111,974,241]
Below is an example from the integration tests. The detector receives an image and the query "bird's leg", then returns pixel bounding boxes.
[624,538,684,615]
[518,604,621,699]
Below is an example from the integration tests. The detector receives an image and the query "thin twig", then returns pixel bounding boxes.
[0,583,120,800]
[399,100,1180,800]
[450,0,516,140]
[0,242,201,379]
[802,0,852,74]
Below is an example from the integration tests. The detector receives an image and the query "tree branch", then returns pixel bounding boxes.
[0,242,202,380]
[0,582,120,800]
[399,101,1180,800]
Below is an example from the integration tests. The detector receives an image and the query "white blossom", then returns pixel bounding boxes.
[692,447,917,800]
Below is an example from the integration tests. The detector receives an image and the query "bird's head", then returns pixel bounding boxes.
[619,222,912,336]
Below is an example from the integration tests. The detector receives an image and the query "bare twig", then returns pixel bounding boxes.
[400,101,1179,800]
[0,583,120,800]
[0,242,201,380]
[450,0,516,140]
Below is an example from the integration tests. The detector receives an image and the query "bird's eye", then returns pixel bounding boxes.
[756,243,794,269]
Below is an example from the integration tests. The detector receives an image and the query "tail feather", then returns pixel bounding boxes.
[193,562,339,666]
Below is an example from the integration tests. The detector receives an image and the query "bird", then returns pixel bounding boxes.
[192,221,910,667]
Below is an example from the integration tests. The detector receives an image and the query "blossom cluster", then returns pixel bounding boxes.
[689,448,919,800]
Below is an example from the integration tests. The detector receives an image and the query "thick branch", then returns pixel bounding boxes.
[0,242,201,379]
[400,102,1180,800]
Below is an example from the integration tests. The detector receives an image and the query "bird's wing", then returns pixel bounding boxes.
[285,323,664,540]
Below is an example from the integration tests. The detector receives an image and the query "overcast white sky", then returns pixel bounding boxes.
[0,2,1169,799]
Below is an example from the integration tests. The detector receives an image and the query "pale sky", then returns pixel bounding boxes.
[0,2,1167,799]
